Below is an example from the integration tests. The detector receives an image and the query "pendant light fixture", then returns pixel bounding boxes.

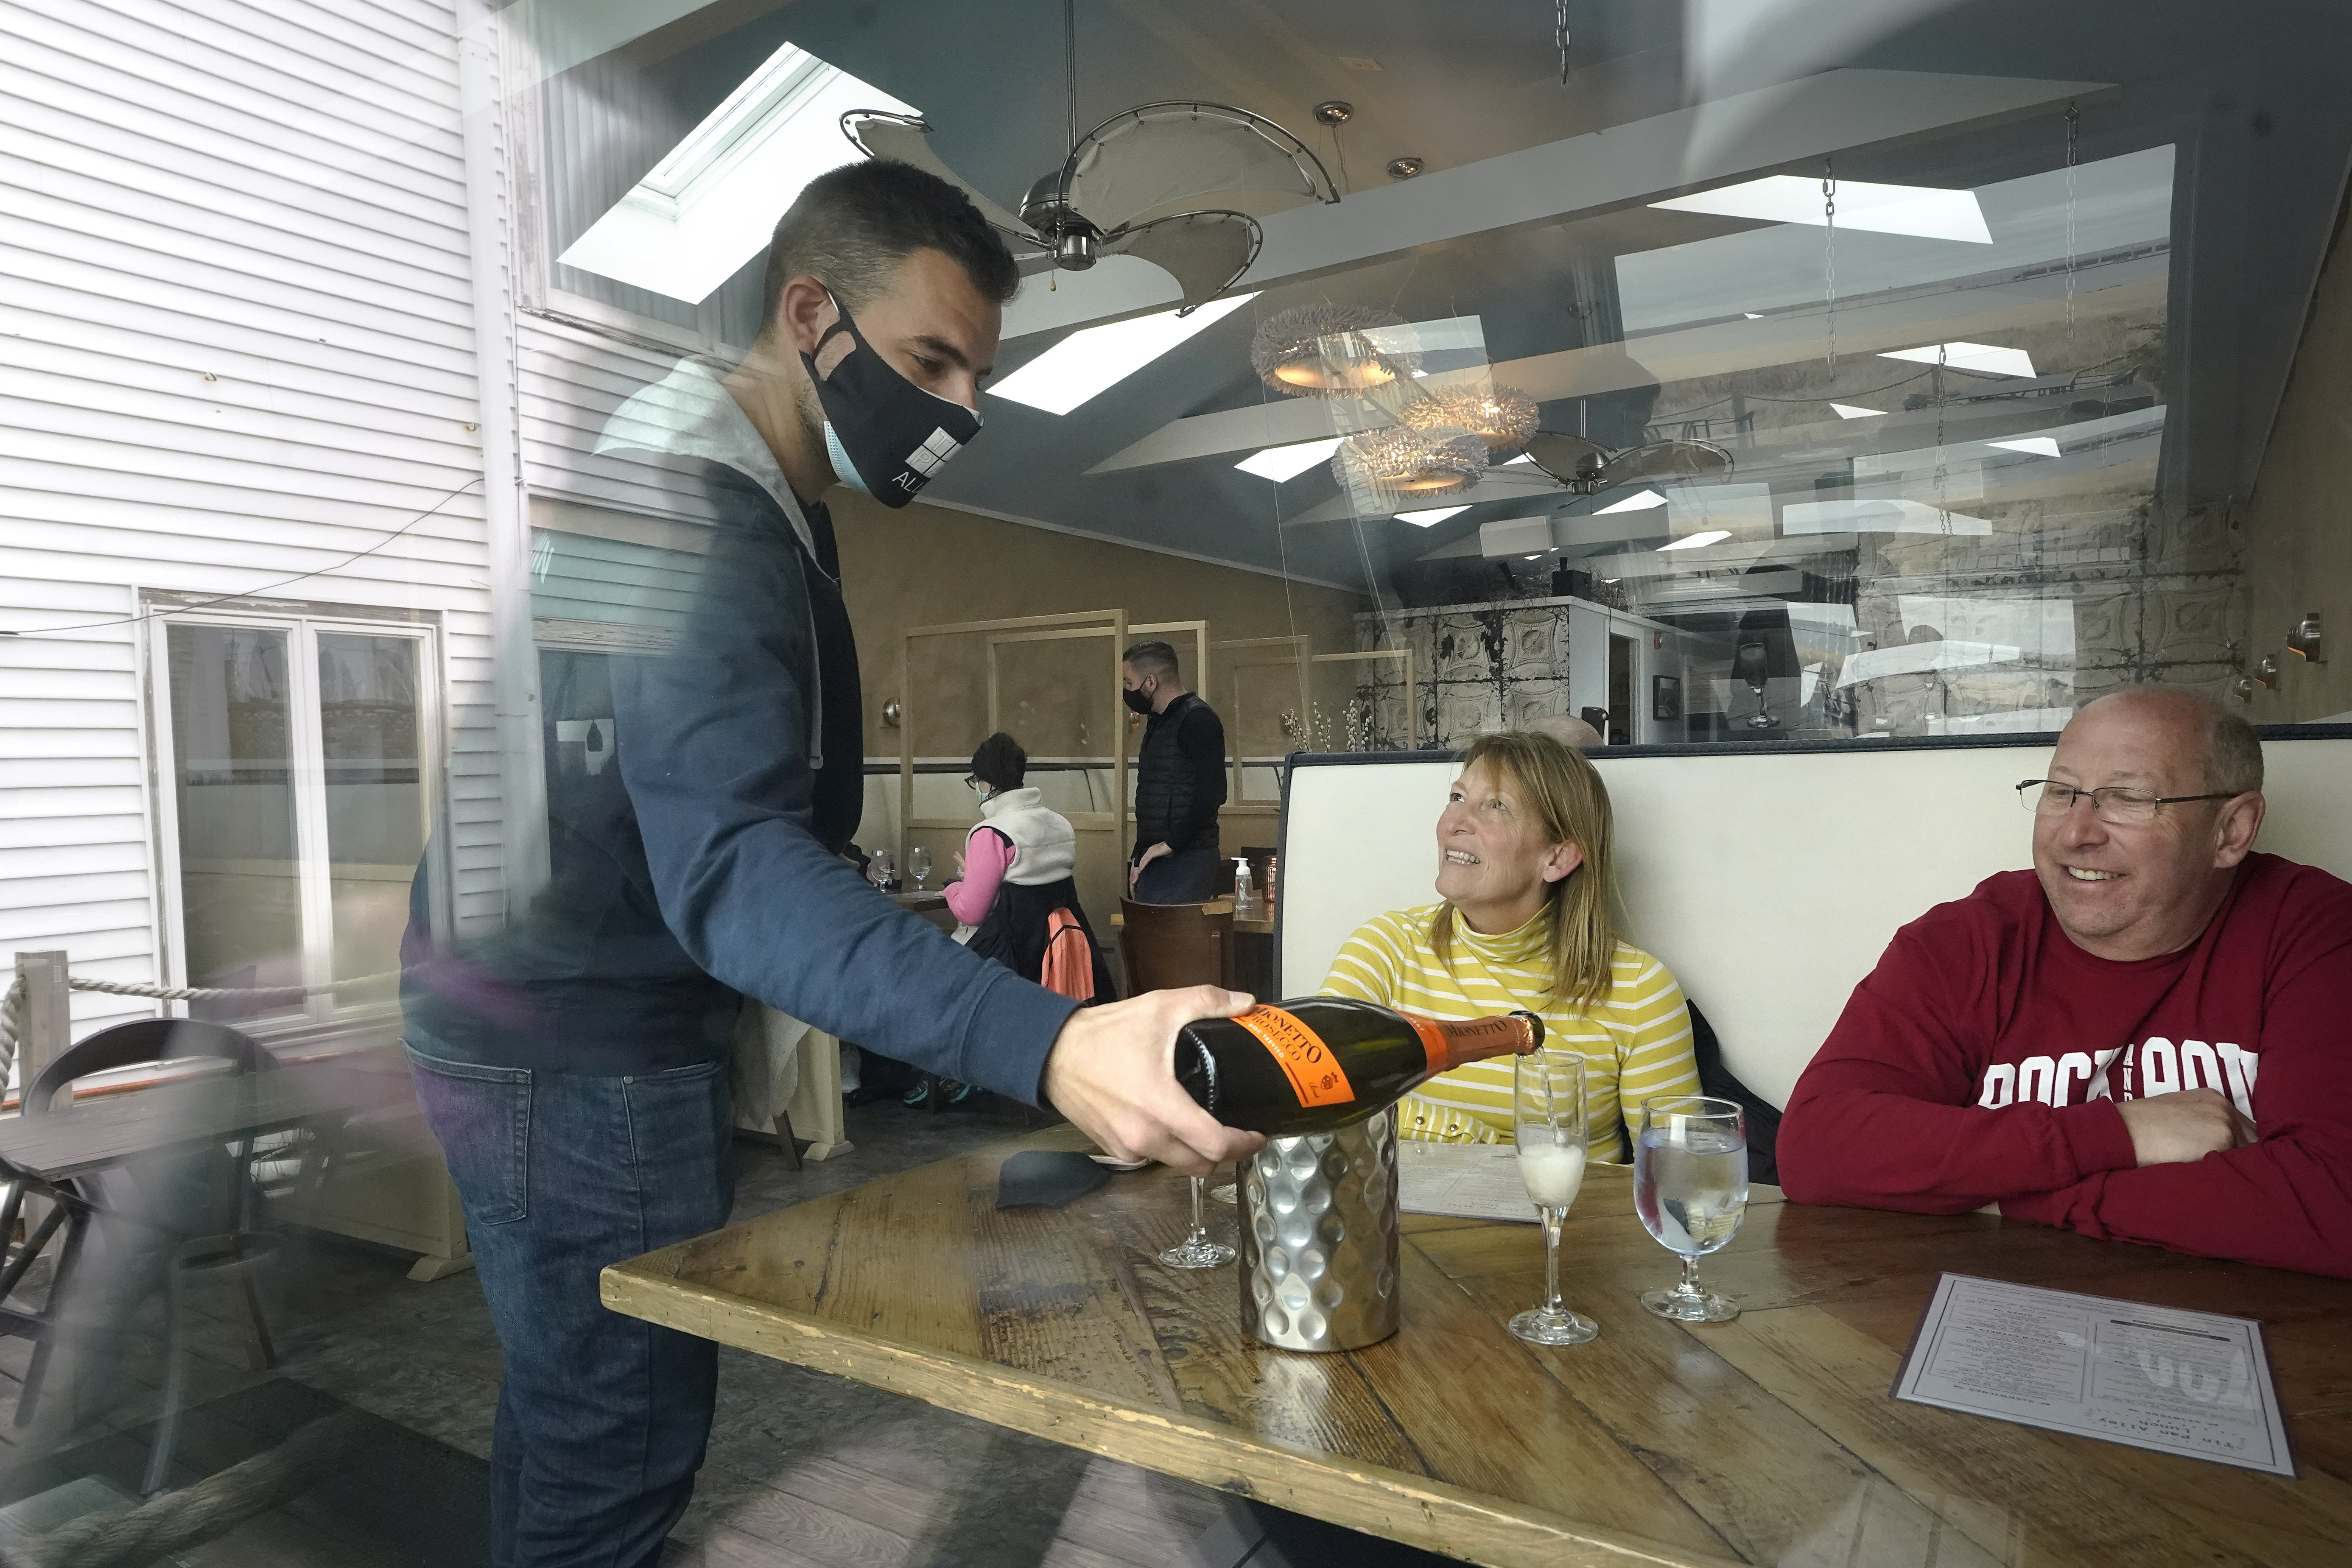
[1333,426,1488,497]
[1400,385,1539,457]
[1249,303,1416,397]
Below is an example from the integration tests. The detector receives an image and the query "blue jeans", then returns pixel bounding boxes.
[1133,840,1219,903]
[404,1043,734,1568]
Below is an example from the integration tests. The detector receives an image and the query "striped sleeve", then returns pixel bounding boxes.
[1607,953,1703,1152]
[1320,913,1412,1006]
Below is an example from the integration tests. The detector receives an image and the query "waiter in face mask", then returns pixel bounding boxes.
[1123,640,1231,903]
[397,160,1264,1568]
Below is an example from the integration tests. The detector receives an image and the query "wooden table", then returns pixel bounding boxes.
[0,1060,404,1184]
[603,1127,2352,1568]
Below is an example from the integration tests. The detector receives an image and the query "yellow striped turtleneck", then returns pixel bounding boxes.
[1321,903,1700,1161]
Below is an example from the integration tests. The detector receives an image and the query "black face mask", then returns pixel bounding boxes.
[1123,685,1154,715]
[801,294,982,508]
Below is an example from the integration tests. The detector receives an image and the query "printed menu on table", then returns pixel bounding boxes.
[1893,1273,2295,1476]
[1398,1142,1542,1223]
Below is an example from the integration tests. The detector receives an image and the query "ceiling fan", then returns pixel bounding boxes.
[1516,431,1737,495]
[841,1,1338,313]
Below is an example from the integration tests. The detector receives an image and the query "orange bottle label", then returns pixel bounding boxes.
[1230,1005,1357,1108]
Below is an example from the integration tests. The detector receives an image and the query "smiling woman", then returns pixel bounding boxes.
[1319,731,1701,1158]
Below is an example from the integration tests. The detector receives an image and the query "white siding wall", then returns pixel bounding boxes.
[0,0,499,1040]
[520,317,694,524]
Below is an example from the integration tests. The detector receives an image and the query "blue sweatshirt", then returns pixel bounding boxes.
[400,367,1076,1099]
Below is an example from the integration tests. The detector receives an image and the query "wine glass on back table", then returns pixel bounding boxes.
[909,846,932,892]
[1633,1095,1748,1323]
[1509,1048,1597,1345]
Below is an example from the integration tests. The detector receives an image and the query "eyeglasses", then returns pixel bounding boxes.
[963,776,983,794]
[2015,780,2237,825]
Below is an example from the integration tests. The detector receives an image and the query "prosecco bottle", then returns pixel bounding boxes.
[1175,998,1544,1135]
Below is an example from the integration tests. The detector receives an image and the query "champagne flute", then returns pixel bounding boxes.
[1633,1095,1748,1323]
[1509,1049,1597,1345]
[909,845,932,892]
[1158,1174,1236,1269]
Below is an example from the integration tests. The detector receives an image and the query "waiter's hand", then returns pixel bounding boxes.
[1043,985,1265,1175]
[1128,841,1172,892]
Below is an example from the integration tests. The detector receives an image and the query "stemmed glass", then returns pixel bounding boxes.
[1158,1174,1235,1269]
[1509,1049,1598,1345]
[909,845,932,892]
[1633,1096,1749,1323]
[869,850,895,891]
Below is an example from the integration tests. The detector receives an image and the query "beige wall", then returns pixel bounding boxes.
[827,491,1365,948]
[829,491,1364,756]
[2243,203,2352,721]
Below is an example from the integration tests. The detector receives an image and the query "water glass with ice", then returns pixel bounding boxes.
[1632,1095,1748,1323]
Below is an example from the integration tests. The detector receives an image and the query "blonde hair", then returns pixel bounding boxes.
[1429,731,1624,1009]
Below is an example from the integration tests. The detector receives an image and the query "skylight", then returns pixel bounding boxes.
[1879,342,2038,378]
[1596,489,1668,514]
[559,44,917,303]
[991,295,1257,416]
[1831,403,1885,419]
[1651,176,1992,244]
[1235,436,1344,482]
[1395,506,1470,527]
[1658,529,1732,551]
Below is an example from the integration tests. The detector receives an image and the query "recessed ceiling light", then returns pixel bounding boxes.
[559,45,915,302]
[1658,529,1733,551]
[1987,436,2062,457]
[991,293,1257,414]
[1879,341,2037,378]
[1234,436,1344,481]
[1522,553,1543,560]
[1651,175,1992,244]
[1744,312,1765,319]
[1596,489,1668,514]
[1395,506,1469,526]
[1831,403,1886,419]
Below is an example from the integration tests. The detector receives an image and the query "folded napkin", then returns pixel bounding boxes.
[996,1149,1110,1209]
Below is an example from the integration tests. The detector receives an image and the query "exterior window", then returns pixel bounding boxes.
[157,617,436,1025]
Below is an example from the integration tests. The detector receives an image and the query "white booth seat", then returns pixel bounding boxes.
[1275,729,2352,1111]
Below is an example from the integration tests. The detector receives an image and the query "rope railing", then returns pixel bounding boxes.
[0,969,404,1079]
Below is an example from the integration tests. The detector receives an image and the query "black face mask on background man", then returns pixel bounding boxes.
[801,293,982,508]
[1123,685,1155,715]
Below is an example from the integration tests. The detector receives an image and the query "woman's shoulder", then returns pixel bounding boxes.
[1343,903,1445,951]
[1603,941,1685,1006]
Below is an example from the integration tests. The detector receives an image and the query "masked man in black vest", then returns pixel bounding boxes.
[402,163,1260,1568]
[1123,640,1230,903]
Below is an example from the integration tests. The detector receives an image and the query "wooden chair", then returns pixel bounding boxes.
[1117,899,1234,993]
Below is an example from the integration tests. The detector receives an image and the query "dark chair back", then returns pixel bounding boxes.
[1684,999,1780,1186]
[1118,900,1234,993]
[25,1018,271,1118]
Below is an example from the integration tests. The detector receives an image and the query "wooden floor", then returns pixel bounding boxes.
[0,1099,1247,1568]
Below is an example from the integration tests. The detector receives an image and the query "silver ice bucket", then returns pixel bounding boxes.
[1237,1108,1401,1352]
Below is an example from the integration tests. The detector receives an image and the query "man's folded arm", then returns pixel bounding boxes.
[1778,936,2138,1213]
[614,541,1076,1103]
[1999,944,2352,1279]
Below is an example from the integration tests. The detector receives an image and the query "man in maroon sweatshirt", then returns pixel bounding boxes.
[1778,686,2352,1278]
